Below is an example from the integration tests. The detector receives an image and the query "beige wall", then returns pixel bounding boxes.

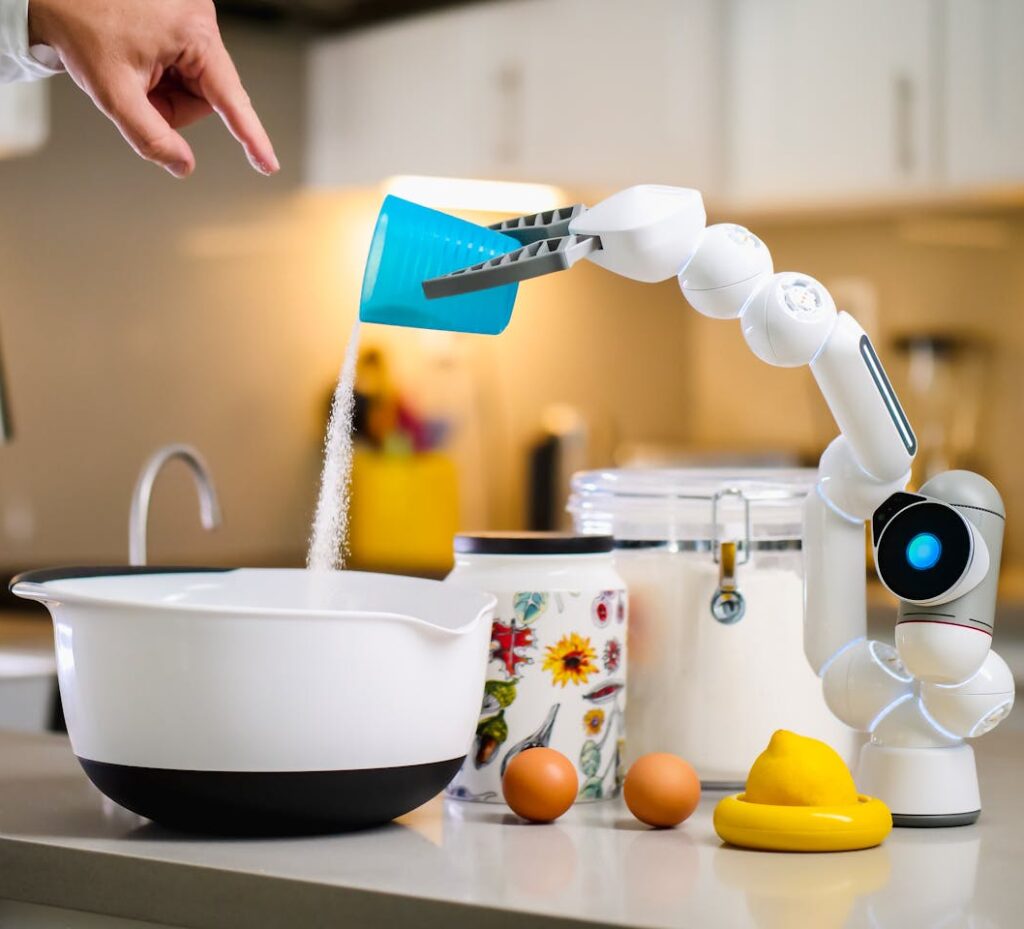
[0,21,1021,575]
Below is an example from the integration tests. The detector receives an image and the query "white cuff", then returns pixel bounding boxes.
[0,0,63,83]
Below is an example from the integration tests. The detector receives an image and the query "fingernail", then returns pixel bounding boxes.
[250,153,280,176]
[166,161,189,178]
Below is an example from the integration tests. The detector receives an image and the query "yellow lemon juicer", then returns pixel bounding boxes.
[714,731,892,852]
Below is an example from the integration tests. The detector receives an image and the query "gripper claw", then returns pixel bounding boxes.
[422,234,602,299]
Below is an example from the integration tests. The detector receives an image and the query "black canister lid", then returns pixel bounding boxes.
[454,532,614,556]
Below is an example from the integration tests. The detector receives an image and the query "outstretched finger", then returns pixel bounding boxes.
[196,40,278,174]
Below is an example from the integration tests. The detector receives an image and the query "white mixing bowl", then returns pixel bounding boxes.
[12,567,495,834]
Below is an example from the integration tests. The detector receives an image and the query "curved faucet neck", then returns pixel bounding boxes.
[129,444,222,566]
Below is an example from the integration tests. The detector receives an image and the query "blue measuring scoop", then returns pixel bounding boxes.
[358,195,520,336]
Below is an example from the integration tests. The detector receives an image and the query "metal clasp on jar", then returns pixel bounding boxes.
[710,488,750,625]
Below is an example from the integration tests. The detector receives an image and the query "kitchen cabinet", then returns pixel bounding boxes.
[496,0,723,191]
[724,0,937,205]
[307,0,1024,207]
[307,5,494,187]
[942,0,1024,190]
[306,0,723,192]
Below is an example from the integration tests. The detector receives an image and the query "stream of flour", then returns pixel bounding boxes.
[307,320,362,571]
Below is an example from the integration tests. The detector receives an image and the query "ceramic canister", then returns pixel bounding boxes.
[445,533,628,803]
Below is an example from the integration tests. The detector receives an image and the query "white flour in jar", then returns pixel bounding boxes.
[617,549,857,784]
[307,320,362,572]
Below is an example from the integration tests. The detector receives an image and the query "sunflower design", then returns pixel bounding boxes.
[603,637,622,673]
[583,708,605,736]
[543,632,598,688]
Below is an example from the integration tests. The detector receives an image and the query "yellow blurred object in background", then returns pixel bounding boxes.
[348,447,459,574]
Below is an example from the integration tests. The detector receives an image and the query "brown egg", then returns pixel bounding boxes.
[624,753,701,828]
[502,748,578,822]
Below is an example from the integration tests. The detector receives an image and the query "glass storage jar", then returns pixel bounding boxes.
[445,532,627,803]
[569,468,856,787]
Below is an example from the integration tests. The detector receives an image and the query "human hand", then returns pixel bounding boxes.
[28,0,279,178]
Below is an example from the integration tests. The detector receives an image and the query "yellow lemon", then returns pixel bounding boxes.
[714,730,891,852]
[744,730,858,807]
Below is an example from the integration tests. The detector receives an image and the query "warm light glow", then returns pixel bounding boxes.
[383,175,567,214]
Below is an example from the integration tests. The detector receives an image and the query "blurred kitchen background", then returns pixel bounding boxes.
[0,0,1023,602]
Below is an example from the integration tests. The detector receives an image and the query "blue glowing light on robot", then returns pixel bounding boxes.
[906,532,942,571]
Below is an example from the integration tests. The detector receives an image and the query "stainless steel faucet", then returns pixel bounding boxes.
[129,444,222,565]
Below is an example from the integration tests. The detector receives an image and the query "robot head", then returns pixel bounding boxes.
[872,472,1005,684]
[872,492,989,607]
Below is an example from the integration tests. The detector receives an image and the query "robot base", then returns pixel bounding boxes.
[857,742,980,827]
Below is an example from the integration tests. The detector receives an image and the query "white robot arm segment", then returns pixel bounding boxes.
[678,222,773,319]
[920,650,1015,738]
[676,214,915,483]
[569,185,707,283]
[810,313,916,484]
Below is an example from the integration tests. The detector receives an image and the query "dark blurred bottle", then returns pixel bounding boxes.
[526,404,588,531]
[892,333,988,484]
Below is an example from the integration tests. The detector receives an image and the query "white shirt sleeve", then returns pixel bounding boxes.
[0,0,62,83]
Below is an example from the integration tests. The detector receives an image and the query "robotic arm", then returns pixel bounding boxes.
[418,184,1014,825]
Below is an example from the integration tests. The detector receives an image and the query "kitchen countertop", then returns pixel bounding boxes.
[0,727,1022,929]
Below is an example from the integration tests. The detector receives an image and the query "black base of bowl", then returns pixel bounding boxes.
[78,755,465,835]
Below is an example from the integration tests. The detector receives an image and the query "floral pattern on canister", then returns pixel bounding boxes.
[513,592,549,624]
[582,679,626,704]
[583,708,605,735]
[474,711,508,768]
[577,704,624,801]
[592,590,616,628]
[603,638,622,673]
[472,679,519,768]
[448,582,628,803]
[490,619,536,678]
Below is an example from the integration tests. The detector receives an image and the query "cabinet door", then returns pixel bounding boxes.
[498,0,723,191]
[306,8,507,186]
[943,0,1024,188]
[306,0,722,193]
[725,0,935,205]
